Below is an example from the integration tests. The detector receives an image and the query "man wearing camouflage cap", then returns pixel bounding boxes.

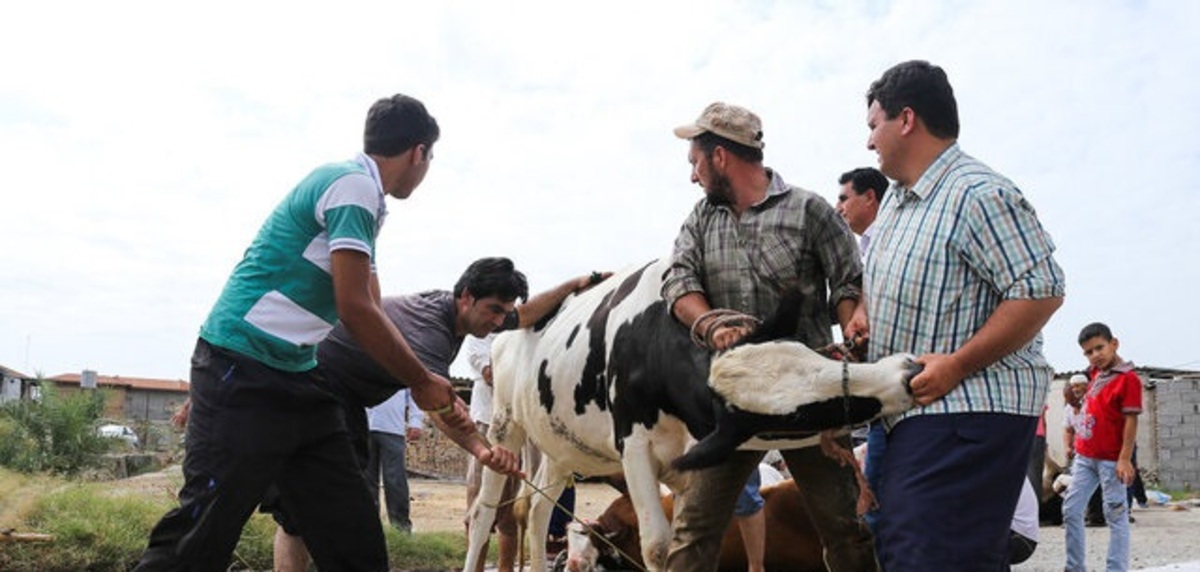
[661,102,876,571]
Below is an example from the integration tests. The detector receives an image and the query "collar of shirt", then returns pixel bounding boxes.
[860,223,875,258]
[760,168,790,202]
[353,151,389,221]
[716,168,791,215]
[1088,360,1137,392]
[891,142,963,203]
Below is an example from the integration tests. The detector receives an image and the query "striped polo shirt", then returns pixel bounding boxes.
[865,143,1066,425]
[200,153,388,372]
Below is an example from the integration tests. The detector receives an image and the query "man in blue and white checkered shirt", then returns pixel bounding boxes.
[849,60,1066,570]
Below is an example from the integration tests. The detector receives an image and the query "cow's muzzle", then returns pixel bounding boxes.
[902,359,924,395]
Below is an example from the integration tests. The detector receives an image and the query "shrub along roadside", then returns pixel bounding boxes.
[0,468,483,571]
[0,384,115,475]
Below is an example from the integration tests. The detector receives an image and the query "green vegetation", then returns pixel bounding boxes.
[0,385,114,475]
[0,467,486,571]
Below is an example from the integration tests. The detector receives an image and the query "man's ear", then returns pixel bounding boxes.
[899,107,917,136]
[711,145,728,171]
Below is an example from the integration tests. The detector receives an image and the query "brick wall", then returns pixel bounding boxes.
[1153,377,1200,491]
[406,423,471,481]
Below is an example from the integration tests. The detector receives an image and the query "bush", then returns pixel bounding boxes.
[0,385,114,475]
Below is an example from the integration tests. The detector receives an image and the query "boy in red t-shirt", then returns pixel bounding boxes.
[1063,322,1142,572]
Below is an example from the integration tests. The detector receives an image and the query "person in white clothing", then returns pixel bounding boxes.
[1063,373,1090,462]
[1010,477,1040,564]
[366,389,424,531]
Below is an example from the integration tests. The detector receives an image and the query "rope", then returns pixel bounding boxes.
[827,335,879,515]
[482,472,650,572]
[689,309,761,350]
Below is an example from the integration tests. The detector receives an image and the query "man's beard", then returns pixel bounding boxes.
[703,172,734,207]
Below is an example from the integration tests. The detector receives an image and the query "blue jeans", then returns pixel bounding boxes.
[863,422,886,534]
[733,467,764,517]
[1063,455,1130,572]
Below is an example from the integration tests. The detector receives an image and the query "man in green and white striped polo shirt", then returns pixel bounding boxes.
[134,94,520,572]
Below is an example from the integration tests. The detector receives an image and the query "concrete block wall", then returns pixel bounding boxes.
[1154,378,1200,491]
[406,424,470,480]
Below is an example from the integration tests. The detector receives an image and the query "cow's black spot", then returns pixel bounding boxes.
[537,359,555,412]
[566,323,580,349]
[607,299,716,453]
[575,261,655,416]
[673,396,885,470]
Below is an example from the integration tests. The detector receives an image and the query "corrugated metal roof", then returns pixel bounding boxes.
[0,364,32,379]
[47,372,189,393]
[1055,366,1200,381]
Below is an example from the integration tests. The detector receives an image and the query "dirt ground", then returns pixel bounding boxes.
[409,478,1200,571]
[113,468,1200,571]
[1014,501,1200,571]
[407,477,621,534]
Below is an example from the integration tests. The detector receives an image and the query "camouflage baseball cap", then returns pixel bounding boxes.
[673,102,765,149]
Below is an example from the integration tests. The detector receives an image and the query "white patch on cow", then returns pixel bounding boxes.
[565,521,599,572]
[709,341,915,418]
[621,424,679,570]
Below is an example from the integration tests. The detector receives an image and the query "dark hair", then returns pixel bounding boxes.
[1078,322,1114,345]
[453,257,529,303]
[838,167,888,201]
[363,94,441,157]
[693,131,764,164]
[866,60,960,140]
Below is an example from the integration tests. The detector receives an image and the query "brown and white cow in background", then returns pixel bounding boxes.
[464,258,919,572]
[562,477,826,572]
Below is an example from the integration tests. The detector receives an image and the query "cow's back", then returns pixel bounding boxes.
[490,258,673,477]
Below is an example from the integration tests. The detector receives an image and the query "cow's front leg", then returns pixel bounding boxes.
[621,431,672,571]
[464,418,526,572]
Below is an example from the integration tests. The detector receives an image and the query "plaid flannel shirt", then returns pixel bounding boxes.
[865,144,1066,425]
[662,169,862,348]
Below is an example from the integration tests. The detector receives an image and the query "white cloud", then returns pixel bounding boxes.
[1,0,1197,380]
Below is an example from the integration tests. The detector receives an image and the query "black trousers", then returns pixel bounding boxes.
[133,339,387,571]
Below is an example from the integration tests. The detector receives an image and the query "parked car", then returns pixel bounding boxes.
[97,423,140,448]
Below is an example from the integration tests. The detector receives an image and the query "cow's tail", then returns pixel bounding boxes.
[513,493,529,571]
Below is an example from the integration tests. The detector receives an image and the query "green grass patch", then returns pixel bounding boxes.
[0,467,489,571]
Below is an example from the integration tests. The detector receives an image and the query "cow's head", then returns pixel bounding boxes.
[563,518,642,572]
[673,341,920,470]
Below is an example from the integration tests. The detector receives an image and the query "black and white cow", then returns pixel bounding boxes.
[465,258,918,572]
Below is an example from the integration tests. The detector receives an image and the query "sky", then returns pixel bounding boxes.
[2,0,1198,382]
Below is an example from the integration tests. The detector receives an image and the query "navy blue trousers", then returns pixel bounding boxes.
[876,413,1035,572]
